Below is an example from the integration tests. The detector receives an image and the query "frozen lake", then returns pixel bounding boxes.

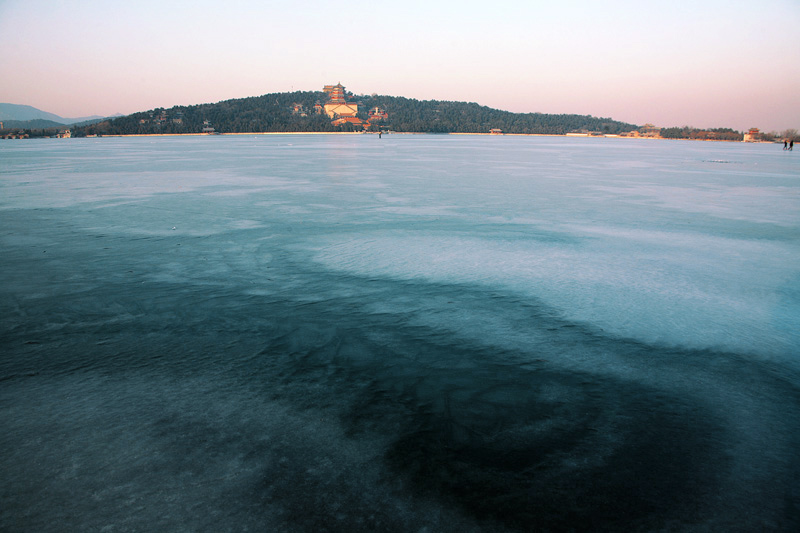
[2,134,799,531]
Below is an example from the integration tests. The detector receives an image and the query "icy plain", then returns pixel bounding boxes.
[1,134,799,531]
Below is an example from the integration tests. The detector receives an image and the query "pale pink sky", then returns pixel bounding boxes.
[1,0,798,132]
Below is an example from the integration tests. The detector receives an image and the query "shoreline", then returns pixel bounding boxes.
[86,132,775,143]
[6,131,778,144]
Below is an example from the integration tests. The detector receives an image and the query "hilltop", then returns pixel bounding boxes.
[73,86,639,136]
[0,103,109,126]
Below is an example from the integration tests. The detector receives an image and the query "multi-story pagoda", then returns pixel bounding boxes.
[323,82,359,122]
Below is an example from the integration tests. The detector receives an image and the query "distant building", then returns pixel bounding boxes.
[639,123,661,137]
[332,116,364,127]
[56,129,71,138]
[743,128,761,142]
[202,120,215,133]
[323,82,359,120]
[489,128,503,135]
[368,107,388,121]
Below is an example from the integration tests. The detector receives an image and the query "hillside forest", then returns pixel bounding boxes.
[72,91,638,136]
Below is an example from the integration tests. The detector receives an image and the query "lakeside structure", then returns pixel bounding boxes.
[743,128,764,142]
[624,124,662,138]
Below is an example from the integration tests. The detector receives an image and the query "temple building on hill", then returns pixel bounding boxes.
[326,84,345,102]
[320,82,389,129]
[368,107,388,121]
[323,82,359,121]
[291,103,308,117]
[332,116,364,127]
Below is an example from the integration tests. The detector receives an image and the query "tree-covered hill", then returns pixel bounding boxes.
[1,119,65,130]
[357,95,637,134]
[659,127,743,141]
[74,90,638,136]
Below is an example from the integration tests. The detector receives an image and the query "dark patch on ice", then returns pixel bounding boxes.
[383,372,722,531]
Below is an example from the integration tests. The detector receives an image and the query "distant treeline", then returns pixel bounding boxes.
[71,91,639,136]
[357,95,637,135]
[0,117,112,136]
[1,119,66,130]
[660,127,743,141]
[658,127,799,142]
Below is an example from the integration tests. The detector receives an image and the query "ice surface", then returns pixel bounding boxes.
[301,136,800,358]
[313,225,799,357]
[2,135,798,361]
[2,135,799,531]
